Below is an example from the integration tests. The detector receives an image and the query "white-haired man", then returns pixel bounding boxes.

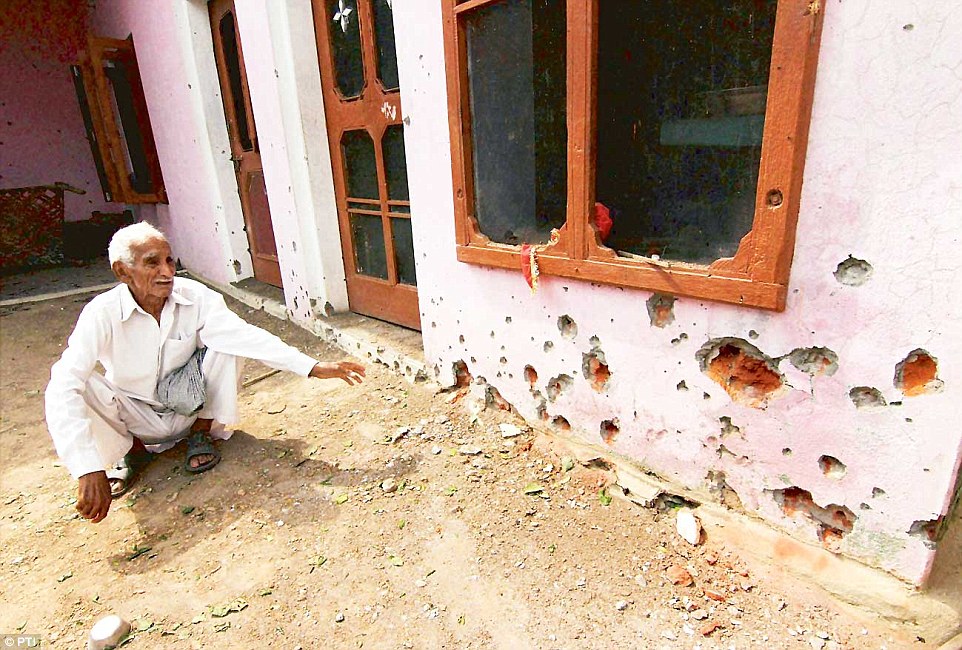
[45,221,365,523]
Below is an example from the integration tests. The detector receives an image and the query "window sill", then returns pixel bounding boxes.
[456,243,788,311]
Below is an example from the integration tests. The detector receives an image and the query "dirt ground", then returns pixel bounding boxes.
[0,289,931,649]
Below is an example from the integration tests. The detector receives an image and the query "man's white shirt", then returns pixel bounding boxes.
[45,277,317,477]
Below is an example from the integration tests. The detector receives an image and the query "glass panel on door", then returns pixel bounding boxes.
[219,11,253,151]
[372,0,399,91]
[328,0,365,98]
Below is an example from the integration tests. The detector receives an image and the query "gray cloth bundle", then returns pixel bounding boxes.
[156,346,208,416]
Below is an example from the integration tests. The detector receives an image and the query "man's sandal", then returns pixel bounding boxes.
[184,430,221,474]
[105,449,153,498]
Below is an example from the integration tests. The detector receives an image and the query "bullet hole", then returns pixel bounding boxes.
[696,338,785,407]
[908,519,943,549]
[431,322,437,328]
[706,470,744,512]
[558,315,577,340]
[676,380,688,392]
[772,487,856,548]
[551,415,571,432]
[232,259,242,274]
[788,347,839,377]
[485,385,513,411]
[782,448,792,456]
[490,331,495,338]
[818,455,847,479]
[748,330,759,340]
[859,503,871,511]
[536,397,551,422]
[499,356,507,364]
[703,392,711,400]
[719,416,741,437]
[505,316,512,324]
[872,487,885,498]
[903,23,914,31]
[849,386,887,409]
[834,256,873,286]
[600,419,620,445]
[291,240,297,253]
[670,333,689,346]
[452,360,472,388]
[895,349,943,396]
[545,374,573,401]
[459,335,465,344]
[524,365,538,387]
[717,444,749,463]
[543,341,554,353]
[582,342,610,393]
[324,301,335,317]
[646,293,676,328]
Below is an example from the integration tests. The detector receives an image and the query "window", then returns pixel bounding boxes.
[443,0,825,310]
[72,36,166,204]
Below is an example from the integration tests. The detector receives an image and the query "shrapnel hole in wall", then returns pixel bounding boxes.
[646,293,675,328]
[696,338,785,407]
[600,418,620,445]
[771,486,856,550]
[545,373,573,401]
[558,315,578,340]
[849,386,887,409]
[817,455,846,479]
[894,349,943,396]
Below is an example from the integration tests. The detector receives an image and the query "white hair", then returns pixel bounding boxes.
[108,221,168,266]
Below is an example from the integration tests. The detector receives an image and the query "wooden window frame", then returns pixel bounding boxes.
[76,36,167,204]
[442,0,825,310]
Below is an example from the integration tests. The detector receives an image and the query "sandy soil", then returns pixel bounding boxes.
[0,292,926,649]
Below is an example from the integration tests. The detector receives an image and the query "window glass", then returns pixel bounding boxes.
[329,0,365,99]
[103,59,153,194]
[465,0,566,246]
[392,217,417,286]
[219,11,253,151]
[595,0,777,264]
[382,125,409,201]
[372,0,399,91]
[351,214,389,279]
[341,129,379,199]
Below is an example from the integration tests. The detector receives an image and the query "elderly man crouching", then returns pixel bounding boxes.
[45,221,365,523]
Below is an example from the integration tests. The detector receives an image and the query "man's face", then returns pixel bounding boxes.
[114,237,176,306]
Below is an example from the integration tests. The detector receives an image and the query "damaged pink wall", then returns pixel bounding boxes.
[88,0,251,285]
[395,0,962,585]
[0,0,114,221]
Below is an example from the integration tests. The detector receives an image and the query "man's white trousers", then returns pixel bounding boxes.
[81,349,240,472]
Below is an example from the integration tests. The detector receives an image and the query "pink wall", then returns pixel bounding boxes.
[395,0,962,585]
[0,0,114,221]
[89,1,250,284]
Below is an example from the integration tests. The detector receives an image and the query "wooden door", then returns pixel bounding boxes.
[210,0,283,288]
[312,0,420,330]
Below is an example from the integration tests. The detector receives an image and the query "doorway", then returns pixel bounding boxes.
[209,0,283,288]
[312,0,419,330]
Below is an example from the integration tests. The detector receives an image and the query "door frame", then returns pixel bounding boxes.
[209,0,283,288]
[312,0,421,330]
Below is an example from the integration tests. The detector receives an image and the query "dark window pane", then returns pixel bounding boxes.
[595,0,777,265]
[219,11,253,151]
[246,171,277,256]
[392,217,417,286]
[465,0,566,246]
[372,0,399,91]
[328,0,365,99]
[382,125,409,201]
[342,130,379,199]
[103,58,152,194]
[351,213,388,279]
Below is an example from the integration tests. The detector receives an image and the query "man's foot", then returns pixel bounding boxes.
[105,445,152,498]
[184,429,221,474]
